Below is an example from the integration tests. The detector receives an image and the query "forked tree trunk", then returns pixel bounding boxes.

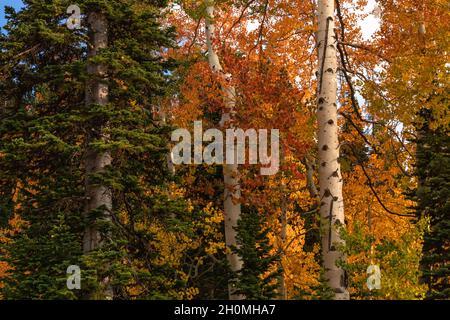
[204,3,244,300]
[84,12,113,298]
[316,0,349,300]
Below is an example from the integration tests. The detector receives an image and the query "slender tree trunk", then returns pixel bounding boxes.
[418,4,426,47]
[277,148,288,299]
[84,12,113,298]
[416,9,430,292]
[204,3,243,300]
[278,191,288,299]
[304,155,319,198]
[158,105,176,175]
[316,0,349,300]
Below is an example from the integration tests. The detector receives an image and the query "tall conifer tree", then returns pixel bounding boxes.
[0,0,192,299]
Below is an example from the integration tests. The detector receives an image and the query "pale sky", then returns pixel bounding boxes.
[2,0,380,40]
[357,0,381,40]
[246,0,380,40]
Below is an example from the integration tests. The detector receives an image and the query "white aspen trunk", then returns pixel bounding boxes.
[84,12,113,299]
[316,0,349,300]
[204,3,244,300]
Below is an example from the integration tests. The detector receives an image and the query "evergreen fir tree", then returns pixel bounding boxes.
[0,0,88,299]
[0,0,194,299]
[413,108,450,299]
[233,206,280,299]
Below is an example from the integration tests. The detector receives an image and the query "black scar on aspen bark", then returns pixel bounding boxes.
[332,196,339,201]
[342,271,348,288]
[324,189,331,197]
[326,68,333,73]
[328,119,334,125]
[331,170,339,177]
[322,145,328,151]
[319,97,325,104]
[334,219,342,225]
[321,162,327,167]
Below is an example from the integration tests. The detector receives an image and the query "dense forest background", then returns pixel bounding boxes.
[0,0,448,300]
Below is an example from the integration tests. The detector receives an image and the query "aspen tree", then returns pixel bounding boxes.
[204,1,244,300]
[316,0,349,300]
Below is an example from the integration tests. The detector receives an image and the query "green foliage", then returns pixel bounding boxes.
[294,269,335,300]
[1,213,83,300]
[233,206,280,300]
[0,0,447,302]
[411,109,450,299]
[0,0,193,300]
[338,220,427,300]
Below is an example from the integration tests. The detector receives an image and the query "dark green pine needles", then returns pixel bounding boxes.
[0,0,194,299]
[413,109,450,299]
